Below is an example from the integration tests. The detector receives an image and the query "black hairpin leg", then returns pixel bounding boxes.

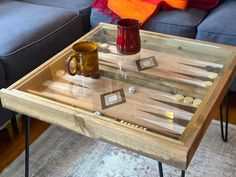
[158,161,185,177]
[158,161,163,177]
[220,91,229,142]
[181,170,185,177]
[11,116,19,135]
[22,115,30,177]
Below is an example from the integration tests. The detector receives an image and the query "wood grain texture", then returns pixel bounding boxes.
[98,45,219,89]
[0,89,187,169]
[0,23,235,170]
[1,93,236,173]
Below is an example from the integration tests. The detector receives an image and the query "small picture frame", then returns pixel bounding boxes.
[135,56,158,71]
[100,88,126,110]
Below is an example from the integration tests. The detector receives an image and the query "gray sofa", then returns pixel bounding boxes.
[0,0,235,132]
[0,0,92,132]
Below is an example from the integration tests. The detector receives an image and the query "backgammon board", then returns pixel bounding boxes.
[1,23,235,171]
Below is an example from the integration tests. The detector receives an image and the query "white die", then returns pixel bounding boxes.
[128,87,135,94]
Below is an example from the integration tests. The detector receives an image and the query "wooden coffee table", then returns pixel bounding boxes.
[1,23,235,177]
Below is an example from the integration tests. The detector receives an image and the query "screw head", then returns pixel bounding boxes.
[94,111,101,116]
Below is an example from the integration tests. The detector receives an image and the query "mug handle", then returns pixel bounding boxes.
[65,54,80,76]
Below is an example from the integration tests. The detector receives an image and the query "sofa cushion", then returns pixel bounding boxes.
[91,8,207,38]
[143,9,208,38]
[195,0,236,91]
[196,0,236,46]
[0,62,14,128]
[20,0,93,11]
[0,0,84,84]
[20,0,94,32]
[90,8,116,28]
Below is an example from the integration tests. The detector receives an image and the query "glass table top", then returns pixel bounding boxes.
[17,24,233,140]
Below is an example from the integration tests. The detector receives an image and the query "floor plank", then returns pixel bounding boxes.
[215,92,236,124]
[0,118,49,172]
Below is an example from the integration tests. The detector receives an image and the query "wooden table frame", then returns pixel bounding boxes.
[21,96,230,177]
[0,24,236,177]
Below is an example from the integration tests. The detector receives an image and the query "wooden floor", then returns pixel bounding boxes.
[215,92,236,125]
[0,118,49,172]
[0,92,235,172]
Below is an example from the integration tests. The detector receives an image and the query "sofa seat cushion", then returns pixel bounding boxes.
[143,9,208,38]
[196,0,236,46]
[20,0,94,32]
[91,8,207,38]
[0,0,84,84]
[90,8,116,28]
[195,0,236,91]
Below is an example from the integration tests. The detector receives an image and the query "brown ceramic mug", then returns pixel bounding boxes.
[66,41,99,78]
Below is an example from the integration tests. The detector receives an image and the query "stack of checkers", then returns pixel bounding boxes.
[174,94,202,107]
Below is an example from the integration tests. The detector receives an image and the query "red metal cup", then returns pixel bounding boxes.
[116,19,141,55]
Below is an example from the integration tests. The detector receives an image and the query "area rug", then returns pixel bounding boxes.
[1,122,236,177]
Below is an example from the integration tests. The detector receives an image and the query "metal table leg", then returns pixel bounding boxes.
[158,161,186,177]
[181,170,185,177]
[21,115,187,177]
[220,92,229,142]
[11,116,19,135]
[23,115,30,177]
[158,161,163,177]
